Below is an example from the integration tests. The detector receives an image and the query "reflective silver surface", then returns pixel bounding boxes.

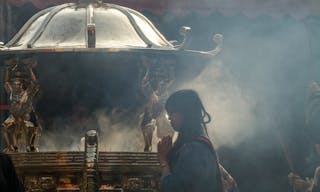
[6,3,173,50]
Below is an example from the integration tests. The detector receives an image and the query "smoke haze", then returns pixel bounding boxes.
[161,11,320,192]
[2,2,320,191]
[176,15,313,148]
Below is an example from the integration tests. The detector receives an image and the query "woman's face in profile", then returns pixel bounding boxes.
[167,112,184,131]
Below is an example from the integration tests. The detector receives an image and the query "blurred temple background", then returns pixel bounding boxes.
[1,0,320,192]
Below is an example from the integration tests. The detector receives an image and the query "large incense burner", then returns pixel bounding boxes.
[0,0,222,152]
[0,0,222,191]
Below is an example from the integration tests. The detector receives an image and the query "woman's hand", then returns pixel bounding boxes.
[157,135,172,165]
[158,135,172,175]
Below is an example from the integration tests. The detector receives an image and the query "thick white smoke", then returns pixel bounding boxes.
[178,60,256,147]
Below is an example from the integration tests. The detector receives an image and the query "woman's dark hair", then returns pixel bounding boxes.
[166,89,212,163]
[165,89,211,138]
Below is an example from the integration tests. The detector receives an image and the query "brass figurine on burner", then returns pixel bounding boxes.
[2,58,41,152]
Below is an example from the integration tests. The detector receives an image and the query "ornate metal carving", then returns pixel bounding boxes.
[84,130,99,192]
[1,0,223,153]
[24,176,56,192]
[139,56,175,152]
[9,134,161,191]
[2,57,40,152]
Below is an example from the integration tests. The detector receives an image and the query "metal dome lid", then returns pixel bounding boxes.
[1,0,223,57]
[5,0,175,50]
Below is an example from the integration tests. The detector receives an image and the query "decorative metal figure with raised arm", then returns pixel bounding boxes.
[139,56,175,152]
[2,58,40,152]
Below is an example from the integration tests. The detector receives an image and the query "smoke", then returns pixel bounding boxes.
[173,13,315,150]
[160,14,320,191]
[39,105,169,152]
[39,108,147,152]
[38,16,316,155]
[95,109,145,152]
[6,4,318,192]
[39,115,97,151]
[179,60,256,147]
[161,12,320,191]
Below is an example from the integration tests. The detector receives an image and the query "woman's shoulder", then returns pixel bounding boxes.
[172,140,217,169]
[178,139,215,157]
